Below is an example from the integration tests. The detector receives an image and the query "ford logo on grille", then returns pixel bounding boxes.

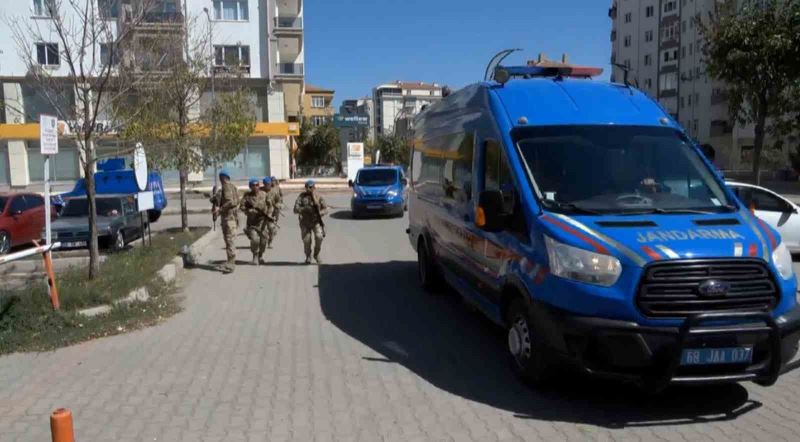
[698,280,731,297]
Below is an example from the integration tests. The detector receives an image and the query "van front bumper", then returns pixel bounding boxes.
[537,303,800,390]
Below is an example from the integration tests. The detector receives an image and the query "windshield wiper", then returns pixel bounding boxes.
[542,201,603,215]
[620,205,737,216]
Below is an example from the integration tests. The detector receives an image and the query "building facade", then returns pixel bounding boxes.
[609,0,778,171]
[0,0,305,188]
[371,81,442,140]
[334,98,370,163]
[302,85,335,126]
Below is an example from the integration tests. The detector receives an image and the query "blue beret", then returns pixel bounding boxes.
[248,178,259,186]
[305,179,316,187]
[262,177,272,184]
[219,170,231,179]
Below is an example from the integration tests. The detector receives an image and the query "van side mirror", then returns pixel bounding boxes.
[475,190,508,232]
[348,179,354,187]
[400,178,408,186]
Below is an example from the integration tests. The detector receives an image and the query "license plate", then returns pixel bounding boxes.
[367,205,383,210]
[62,241,87,248]
[681,347,753,366]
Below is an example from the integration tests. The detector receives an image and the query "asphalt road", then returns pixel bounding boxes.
[2,192,800,441]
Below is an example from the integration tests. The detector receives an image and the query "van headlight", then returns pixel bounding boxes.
[545,236,622,286]
[387,190,399,197]
[772,242,795,280]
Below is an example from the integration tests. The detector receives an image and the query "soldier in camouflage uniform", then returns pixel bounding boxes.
[293,180,328,264]
[210,170,240,274]
[240,179,273,265]
[260,177,282,249]
[271,176,284,205]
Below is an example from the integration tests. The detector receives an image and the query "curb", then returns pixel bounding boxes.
[77,228,220,318]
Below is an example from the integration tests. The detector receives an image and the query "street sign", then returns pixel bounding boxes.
[40,114,59,154]
[347,143,364,182]
[137,191,155,212]
[133,143,148,191]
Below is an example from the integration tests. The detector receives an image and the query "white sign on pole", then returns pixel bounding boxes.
[347,142,365,182]
[137,191,155,212]
[133,143,148,191]
[40,114,59,154]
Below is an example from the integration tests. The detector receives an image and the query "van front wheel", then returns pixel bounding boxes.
[507,298,556,386]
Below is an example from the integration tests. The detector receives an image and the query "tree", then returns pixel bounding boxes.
[123,16,254,231]
[6,0,159,279]
[698,0,800,184]
[373,133,410,166]
[297,123,340,170]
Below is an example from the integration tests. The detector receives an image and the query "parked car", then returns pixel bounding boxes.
[0,192,54,255]
[49,194,145,251]
[349,165,408,218]
[727,181,800,253]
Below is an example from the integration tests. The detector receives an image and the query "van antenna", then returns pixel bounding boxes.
[612,63,634,88]
[484,48,522,82]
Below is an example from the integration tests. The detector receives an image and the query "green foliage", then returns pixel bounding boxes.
[373,133,410,166]
[0,228,208,354]
[297,123,340,167]
[698,0,800,182]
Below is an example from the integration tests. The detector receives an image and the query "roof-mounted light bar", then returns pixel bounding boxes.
[494,65,604,85]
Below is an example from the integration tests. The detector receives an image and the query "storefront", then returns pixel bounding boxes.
[27,141,80,182]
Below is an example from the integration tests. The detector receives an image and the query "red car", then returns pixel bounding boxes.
[0,192,51,255]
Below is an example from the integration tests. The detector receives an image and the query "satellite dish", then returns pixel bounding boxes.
[133,143,148,192]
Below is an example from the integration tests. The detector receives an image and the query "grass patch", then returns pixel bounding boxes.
[0,227,209,355]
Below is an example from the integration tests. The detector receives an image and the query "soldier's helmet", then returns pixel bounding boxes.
[262,177,272,185]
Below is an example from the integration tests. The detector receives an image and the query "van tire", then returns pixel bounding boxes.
[506,298,557,386]
[417,237,443,292]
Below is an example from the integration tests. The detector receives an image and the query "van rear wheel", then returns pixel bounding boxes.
[417,238,442,292]
[507,298,557,386]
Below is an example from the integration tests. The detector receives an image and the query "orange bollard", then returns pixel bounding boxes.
[50,408,74,442]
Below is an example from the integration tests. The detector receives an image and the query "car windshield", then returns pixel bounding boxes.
[515,125,733,215]
[0,197,6,213]
[61,198,123,217]
[357,169,397,186]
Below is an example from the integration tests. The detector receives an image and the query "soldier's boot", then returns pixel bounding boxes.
[221,263,234,274]
[314,253,322,265]
[252,252,259,266]
[259,256,268,265]
[304,255,312,265]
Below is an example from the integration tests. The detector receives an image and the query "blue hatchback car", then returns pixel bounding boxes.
[349,165,408,218]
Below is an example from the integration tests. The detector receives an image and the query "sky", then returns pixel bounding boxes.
[303,0,614,109]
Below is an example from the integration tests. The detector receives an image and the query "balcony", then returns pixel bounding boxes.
[213,65,251,76]
[608,5,617,19]
[275,63,304,77]
[119,4,183,36]
[274,16,303,33]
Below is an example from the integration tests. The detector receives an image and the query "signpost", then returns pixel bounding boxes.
[39,114,60,309]
[133,144,152,246]
[347,142,365,182]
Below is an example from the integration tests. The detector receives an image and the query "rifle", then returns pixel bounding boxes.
[211,185,218,231]
[310,194,326,238]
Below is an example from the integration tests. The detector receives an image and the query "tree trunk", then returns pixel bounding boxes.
[179,168,189,232]
[752,95,769,185]
[84,143,100,279]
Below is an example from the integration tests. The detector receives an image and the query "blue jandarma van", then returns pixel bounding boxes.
[407,64,800,390]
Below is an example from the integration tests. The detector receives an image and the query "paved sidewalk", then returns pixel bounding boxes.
[2,195,800,441]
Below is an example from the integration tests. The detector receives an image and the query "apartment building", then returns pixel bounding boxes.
[302,85,335,126]
[371,81,442,140]
[0,0,305,187]
[609,0,763,170]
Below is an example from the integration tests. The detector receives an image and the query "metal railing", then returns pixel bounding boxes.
[274,16,303,29]
[276,63,304,75]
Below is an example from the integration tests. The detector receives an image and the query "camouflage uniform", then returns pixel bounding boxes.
[293,190,328,263]
[239,189,273,262]
[263,186,282,248]
[210,181,240,272]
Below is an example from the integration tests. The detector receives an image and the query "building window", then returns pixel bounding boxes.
[645,5,654,17]
[645,30,653,42]
[689,43,693,55]
[311,116,327,126]
[100,43,119,66]
[311,96,325,108]
[98,0,119,18]
[688,94,692,106]
[624,59,630,68]
[644,78,652,89]
[36,43,59,66]
[213,0,248,21]
[664,0,677,13]
[644,54,652,66]
[625,12,632,23]
[681,46,686,59]
[682,20,687,33]
[659,72,678,91]
[33,0,53,17]
[624,35,631,47]
[680,96,685,109]
[214,45,250,70]
[693,119,698,133]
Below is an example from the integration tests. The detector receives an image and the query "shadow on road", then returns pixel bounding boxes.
[317,260,760,429]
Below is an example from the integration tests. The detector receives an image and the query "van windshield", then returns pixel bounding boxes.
[357,169,397,186]
[62,198,123,217]
[514,125,734,215]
